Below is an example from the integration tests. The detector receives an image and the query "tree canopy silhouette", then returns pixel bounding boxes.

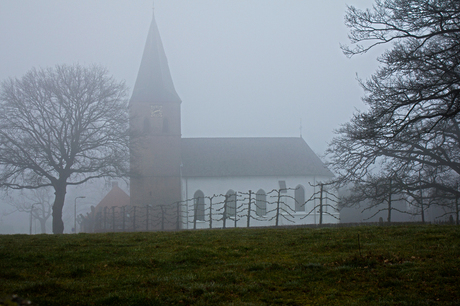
[328,0,460,184]
[0,64,129,234]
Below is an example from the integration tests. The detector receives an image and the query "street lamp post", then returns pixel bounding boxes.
[74,196,86,234]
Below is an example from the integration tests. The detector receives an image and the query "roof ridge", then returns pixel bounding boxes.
[182,137,303,140]
[181,137,333,178]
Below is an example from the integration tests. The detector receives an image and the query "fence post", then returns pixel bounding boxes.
[103,207,107,231]
[176,202,181,230]
[223,194,228,229]
[209,197,213,229]
[122,206,125,232]
[193,199,197,230]
[247,190,252,228]
[276,190,281,227]
[96,212,102,232]
[112,206,116,231]
[146,205,149,231]
[319,183,323,225]
[234,195,238,228]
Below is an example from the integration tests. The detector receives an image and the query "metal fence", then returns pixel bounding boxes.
[81,186,340,233]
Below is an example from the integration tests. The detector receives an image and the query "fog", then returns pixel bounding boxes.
[0,0,378,233]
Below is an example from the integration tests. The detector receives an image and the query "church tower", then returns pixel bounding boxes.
[129,11,182,229]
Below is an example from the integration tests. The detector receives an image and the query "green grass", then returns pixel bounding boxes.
[1,225,459,305]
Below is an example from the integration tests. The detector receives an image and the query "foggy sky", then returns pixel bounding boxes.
[0,0,383,232]
[0,0,379,157]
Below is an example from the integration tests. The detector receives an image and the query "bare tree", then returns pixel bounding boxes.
[416,171,460,224]
[4,188,53,233]
[0,64,129,234]
[342,0,460,133]
[339,172,413,223]
[327,1,460,208]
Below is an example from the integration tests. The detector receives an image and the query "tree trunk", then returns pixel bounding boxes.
[387,179,392,223]
[420,176,425,223]
[39,218,47,234]
[52,182,67,234]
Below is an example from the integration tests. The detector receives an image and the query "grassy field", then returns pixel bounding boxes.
[0,225,459,305]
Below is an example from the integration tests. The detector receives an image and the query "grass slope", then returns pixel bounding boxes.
[0,225,459,305]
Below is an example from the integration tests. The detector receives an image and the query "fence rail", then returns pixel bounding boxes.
[81,186,340,233]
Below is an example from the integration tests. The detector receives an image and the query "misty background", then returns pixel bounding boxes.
[0,0,377,233]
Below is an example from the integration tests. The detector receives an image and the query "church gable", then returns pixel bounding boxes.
[94,182,130,212]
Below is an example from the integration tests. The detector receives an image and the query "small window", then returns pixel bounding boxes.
[225,190,237,217]
[295,185,305,212]
[256,189,266,216]
[194,190,205,221]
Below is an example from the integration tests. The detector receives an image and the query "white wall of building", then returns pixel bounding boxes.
[181,175,339,229]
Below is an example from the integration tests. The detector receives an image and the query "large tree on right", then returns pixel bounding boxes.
[327,0,460,211]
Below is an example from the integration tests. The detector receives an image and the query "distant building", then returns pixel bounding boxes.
[94,182,130,214]
[81,182,130,232]
[126,12,337,230]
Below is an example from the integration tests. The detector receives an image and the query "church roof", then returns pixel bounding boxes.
[130,13,181,105]
[181,137,333,178]
[95,182,130,211]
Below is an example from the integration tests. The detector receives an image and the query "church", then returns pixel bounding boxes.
[128,12,337,230]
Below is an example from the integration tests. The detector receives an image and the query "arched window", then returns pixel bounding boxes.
[295,185,305,212]
[225,190,236,217]
[256,189,266,216]
[194,190,205,221]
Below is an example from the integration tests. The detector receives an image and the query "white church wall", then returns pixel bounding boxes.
[181,175,338,229]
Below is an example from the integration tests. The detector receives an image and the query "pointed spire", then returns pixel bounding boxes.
[130,10,181,104]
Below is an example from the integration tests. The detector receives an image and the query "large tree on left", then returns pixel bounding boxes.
[0,64,129,234]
